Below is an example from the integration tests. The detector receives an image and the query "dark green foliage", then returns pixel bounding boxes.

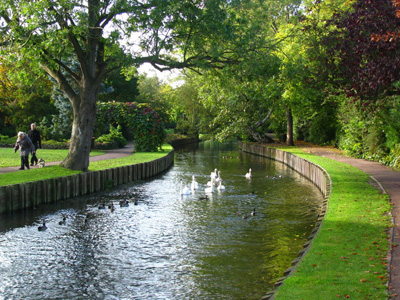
[95,102,166,152]
[295,104,337,145]
[0,134,15,144]
[336,96,400,166]
[39,117,55,141]
[98,70,139,103]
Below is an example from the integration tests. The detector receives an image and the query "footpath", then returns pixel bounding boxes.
[297,142,400,299]
[0,142,135,175]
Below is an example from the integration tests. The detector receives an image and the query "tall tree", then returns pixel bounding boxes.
[0,0,240,170]
[271,0,352,145]
[0,58,55,136]
[328,0,400,100]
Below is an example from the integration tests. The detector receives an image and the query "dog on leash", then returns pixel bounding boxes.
[38,158,45,168]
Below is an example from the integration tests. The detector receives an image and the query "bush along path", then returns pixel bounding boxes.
[272,144,399,300]
[0,142,135,175]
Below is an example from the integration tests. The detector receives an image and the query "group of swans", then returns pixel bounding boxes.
[180,167,254,196]
[180,169,226,196]
[205,168,227,193]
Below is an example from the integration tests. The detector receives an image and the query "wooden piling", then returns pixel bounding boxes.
[0,150,174,214]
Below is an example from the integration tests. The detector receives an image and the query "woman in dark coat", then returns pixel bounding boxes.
[14,132,34,170]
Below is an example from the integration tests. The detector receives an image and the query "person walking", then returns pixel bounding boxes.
[14,132,34,170]
[27,123,42,166]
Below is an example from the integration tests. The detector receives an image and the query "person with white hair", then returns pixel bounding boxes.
[14,132,34,170]
[27,123,42,166]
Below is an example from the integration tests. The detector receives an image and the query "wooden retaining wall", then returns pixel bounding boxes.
[169,137,200,149]
[0,151,174,214]
[238,142,332,300]
[239,142,331,198]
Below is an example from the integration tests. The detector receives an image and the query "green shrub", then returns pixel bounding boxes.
[42,139,69,149]
[336,96,400,165]
[382,143,400,168]
[95,101,166,152]
[96,125,127,148]
[0,134,16,144]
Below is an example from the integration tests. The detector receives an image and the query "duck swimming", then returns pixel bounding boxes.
[58,217,67,225]
[38,222,47,231]
[120,200,129,207]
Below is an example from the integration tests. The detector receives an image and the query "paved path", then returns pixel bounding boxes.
[0,142,135,174]
[298,143,400,299]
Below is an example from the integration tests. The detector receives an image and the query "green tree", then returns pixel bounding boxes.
[193,57,281,142]
[269,0,353,145]
[0,0,241,170]
[169,75,212,137]
[135,75,172,123]
[0,58,56,136]
[99,68,139,103]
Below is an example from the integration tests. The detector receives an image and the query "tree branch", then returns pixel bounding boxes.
[40,62,78,103]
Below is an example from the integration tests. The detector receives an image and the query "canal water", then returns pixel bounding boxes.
[0,141,322,300]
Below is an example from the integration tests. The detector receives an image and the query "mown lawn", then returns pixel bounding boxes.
[0,144,173,186]
[273,148,392,300]
[0,148,105,168]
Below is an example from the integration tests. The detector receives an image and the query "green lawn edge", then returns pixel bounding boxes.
[273,147,392,300]
[0,144,173,187]
[0,148,105,168]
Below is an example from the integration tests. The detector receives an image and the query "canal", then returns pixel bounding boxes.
[0,141,322,300]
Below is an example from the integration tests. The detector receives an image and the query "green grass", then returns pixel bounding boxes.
[0,144,173,186]
[273,148,392,300]
[88,148,172,171]
[0,166,83,186]
[0,148,105,168]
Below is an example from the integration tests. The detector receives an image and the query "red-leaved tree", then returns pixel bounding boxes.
[328,0,400,100]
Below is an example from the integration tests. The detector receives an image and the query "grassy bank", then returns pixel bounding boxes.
[273,148,392,300]
[0,144,173,186]
[0,148,105,168]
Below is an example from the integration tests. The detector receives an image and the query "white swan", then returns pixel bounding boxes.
[217,180,225,190]
[245,168,252,179]
[210,168,218,180]
[207,173,216,186]
[191,176,199,190]
[180,179,191,195]
[205,179,214,193]
[207,180,213,187]
[215,171,222,184]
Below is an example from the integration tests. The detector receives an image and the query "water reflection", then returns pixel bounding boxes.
[0,141,322,300]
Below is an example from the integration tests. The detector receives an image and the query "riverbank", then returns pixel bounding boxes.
[241,141,394,299]
[294,143,400,300]
[0,143,174,214]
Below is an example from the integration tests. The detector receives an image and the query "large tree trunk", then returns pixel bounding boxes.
[286,107,295,146]
[61,83,99,171]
